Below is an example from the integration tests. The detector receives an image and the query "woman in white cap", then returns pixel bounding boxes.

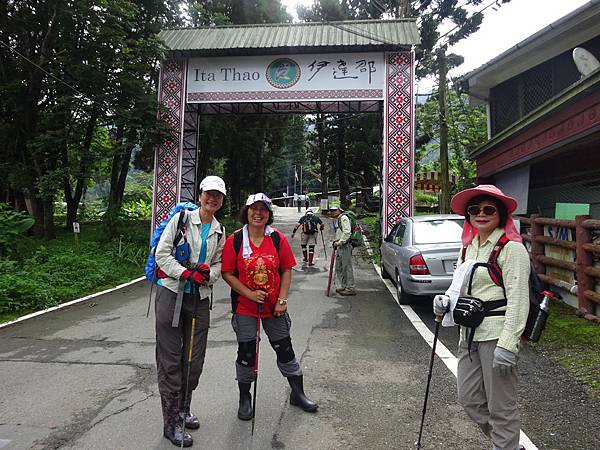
[433,185,529,450]
[154,175,226,447]
[221,193,318,422]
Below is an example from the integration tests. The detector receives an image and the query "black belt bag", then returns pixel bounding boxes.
[453,296,507,328]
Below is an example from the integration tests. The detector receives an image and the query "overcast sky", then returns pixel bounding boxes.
[280,0,591,93]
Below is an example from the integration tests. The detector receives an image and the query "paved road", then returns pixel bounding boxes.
[2,207,597,449]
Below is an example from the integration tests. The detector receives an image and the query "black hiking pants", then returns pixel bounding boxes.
[155,285,210,408]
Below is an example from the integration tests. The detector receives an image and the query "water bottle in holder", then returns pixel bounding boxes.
[527,290,556,342]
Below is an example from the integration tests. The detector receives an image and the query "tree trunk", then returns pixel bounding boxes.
[107,127,132,216]
[65,108,98,229]
[336,124,350,209]
[316,114,328,199]
[438,47,450,214]
[257,125,266,192]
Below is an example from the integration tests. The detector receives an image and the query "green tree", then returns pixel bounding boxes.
[416,90,486,193]
[0,1,179,238]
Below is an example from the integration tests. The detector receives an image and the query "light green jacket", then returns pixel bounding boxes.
[155,209,225,298]
[335,213,352,245]
[458,227,530,354]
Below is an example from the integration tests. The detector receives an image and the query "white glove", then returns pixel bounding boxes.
[493,346,517,376]
[433,295,450,316]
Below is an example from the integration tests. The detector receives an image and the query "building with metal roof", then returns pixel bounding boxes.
[158,19,419,56]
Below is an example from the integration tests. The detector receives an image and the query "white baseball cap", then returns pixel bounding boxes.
[245,192,272,209]
[199,176,226,195]
[330,205,343,211]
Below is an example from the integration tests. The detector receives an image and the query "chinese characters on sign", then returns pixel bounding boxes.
[307,58,377,83]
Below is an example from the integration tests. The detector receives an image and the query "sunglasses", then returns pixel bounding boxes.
[467,205,497,216]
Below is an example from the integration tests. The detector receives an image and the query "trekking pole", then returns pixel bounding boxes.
[251,302,263,436]
[320,230,327,260]
[326,247,336,296]
[181,289,198,449]
[416,315,443,449]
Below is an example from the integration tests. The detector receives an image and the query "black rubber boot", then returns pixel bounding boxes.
[238,382,253,420]
[164,422,193,448]
[163,393,193,447]
[179,393,200,430]
[287,375,318,412]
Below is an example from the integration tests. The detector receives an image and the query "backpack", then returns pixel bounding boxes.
[341,211,364,248]
[460,234,548,342]
[302,216,318,234]
[230,229,281,313]
[145,202,198,282]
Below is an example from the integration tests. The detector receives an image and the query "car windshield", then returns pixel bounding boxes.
[413,219,464,244]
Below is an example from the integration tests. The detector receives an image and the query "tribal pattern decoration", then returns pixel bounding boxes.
[383,51,414,237]
[153,59,186,228]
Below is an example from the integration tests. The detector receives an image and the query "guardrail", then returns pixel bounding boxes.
[518,214,600,323]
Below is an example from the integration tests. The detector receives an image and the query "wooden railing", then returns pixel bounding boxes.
[518,214,600,323]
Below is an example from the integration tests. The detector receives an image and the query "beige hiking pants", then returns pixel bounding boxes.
[457,339,520,450]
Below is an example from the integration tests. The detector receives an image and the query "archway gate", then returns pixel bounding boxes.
[154,19,419,236]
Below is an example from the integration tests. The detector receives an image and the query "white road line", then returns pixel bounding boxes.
[0,276,146,329]
[363,236,538,450]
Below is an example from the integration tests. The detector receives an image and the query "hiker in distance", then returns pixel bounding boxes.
[291,208,324,267]
[154,176,226,447]
[433,185,530,450]
[221,193,318,422]
[330,205,356,296]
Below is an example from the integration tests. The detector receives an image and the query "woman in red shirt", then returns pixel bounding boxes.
[222,193,318,421]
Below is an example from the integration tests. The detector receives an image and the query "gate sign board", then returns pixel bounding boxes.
[187,53,384,103]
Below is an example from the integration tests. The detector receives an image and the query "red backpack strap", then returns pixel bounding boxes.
[487,233,510,287]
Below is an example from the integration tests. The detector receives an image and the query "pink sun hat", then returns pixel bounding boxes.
[451,184,518,216]
[450,184,521,246]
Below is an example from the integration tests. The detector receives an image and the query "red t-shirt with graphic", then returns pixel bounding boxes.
[221,229,296,318]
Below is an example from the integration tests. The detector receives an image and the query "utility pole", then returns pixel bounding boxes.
[438,46,450,214]
[300,165,303,196]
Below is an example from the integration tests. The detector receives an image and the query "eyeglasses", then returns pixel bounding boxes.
[467,205,497,216]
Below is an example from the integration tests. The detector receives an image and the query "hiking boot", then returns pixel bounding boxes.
[339,288,356,296]
[287,375,318,412]
[238,382,252,421]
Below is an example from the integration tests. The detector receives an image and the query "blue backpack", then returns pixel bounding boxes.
[144,202,199,282]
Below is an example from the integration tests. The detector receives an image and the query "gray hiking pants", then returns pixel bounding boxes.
[231,312,302,383]
[335,242,355,290]
[457,339,520,450]
[155,285,209,408]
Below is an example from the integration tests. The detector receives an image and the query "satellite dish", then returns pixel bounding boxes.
[572,47,600,77]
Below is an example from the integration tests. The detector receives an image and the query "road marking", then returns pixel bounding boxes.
[363,237,538,450]
[0,277,146,329]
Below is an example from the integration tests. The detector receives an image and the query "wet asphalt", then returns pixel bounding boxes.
[0,207,598,450]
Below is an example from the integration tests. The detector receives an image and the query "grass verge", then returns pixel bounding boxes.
[359,213,381,265]
[530,301,600,395]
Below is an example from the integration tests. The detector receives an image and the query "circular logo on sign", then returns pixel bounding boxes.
[266,58,300,89]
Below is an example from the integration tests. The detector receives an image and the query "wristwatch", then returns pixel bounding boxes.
[278,298,287,305]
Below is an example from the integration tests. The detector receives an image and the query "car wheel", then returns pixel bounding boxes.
[395,270,412,305]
